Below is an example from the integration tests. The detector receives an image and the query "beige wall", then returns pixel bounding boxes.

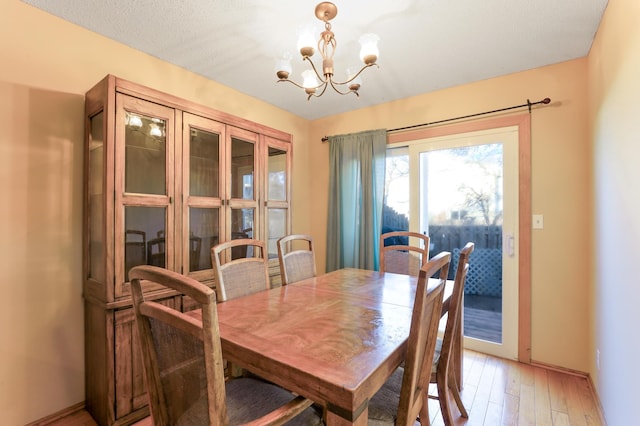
[0,1,311,424]
[309,59,592,373]
[3,0,626,423]
[588,0,640,424]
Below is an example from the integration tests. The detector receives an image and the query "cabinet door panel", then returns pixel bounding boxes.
[115,94,175,297]
[113,297,179,419]
[182,113,225,281]
[264,137,291,260]
[224,127,260,252]
[114,307,146,420]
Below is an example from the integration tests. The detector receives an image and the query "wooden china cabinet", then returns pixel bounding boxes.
[83,75,292,425]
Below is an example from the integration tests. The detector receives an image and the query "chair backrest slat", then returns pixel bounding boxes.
[277,234,317,285]
[380,231,430,276]
[396,251,449,425]
[211,239,270,302]
[438,242,474,374]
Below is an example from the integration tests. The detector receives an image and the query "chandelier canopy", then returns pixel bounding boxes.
[275,2,380,100]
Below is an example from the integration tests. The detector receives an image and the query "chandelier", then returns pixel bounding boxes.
[275,2,380,100]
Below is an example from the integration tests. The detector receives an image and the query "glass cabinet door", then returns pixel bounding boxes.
[264,137,291,259]
[226,127,260,258]
[182,113,225,281]
[88,110,105,283]
[114,94,176,296]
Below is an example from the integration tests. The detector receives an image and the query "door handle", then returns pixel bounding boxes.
[505,233,515,257]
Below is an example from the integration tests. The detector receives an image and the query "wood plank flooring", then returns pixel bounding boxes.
[40,350,604,426]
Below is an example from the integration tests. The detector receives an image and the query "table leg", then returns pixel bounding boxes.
[325,406,368,426]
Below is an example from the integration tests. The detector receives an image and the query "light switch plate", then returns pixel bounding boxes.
[532,214,544,229]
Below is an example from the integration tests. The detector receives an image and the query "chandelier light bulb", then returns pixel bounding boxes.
[275,53,293,80]
[297,28,316,58]
[302,70,319,89]
[359,33,380,65]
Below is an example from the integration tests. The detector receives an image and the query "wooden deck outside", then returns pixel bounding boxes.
[464,295,502,343]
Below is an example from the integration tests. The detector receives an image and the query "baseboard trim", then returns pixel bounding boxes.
[25,401,86,426]
[530,359,589,377]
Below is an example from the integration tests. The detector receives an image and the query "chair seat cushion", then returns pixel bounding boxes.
[368,367,404,425]
[226,377,323,425]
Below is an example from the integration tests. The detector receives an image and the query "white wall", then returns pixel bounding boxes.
[589,0,640,424]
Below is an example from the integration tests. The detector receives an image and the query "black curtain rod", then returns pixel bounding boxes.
[321,97,551,142]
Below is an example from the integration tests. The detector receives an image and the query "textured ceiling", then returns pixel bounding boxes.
[22,0,608,120]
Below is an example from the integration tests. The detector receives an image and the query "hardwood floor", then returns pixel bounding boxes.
[42,350,604,426]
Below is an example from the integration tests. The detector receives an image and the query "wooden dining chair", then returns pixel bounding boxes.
[211,238,270,302]
[368,251,450,426]
[147,236,166,268]
[129,265,322,426]
[125,229,146,280]
[428,242,474,424]
[379,231,430,276]
[277,234,317,285]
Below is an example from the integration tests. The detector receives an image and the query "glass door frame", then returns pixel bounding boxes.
[407,127,518,359]
[114,93,176,298]
[181,113,226,282]
[388,114,532,363]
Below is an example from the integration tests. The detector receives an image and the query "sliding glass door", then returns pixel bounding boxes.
[384,126,519,359]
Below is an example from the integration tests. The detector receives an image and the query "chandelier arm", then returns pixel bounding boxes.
[307,81,331,100]
[304,57,329,86]
[328,77,359,96]
[307,82,327,100]
[276,79,309,90]
[316,81,330,97]
[331,63,377,86]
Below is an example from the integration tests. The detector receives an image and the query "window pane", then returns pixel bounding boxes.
[382,148,410,233]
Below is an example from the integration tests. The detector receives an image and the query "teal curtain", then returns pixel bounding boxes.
[326,129,386,272]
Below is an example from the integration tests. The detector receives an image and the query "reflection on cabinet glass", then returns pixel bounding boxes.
[264,138,291,260]
[267,208,287,258]
[124,206,166,280]
[190,128,219,198]
[189,207,219,272]
[231,137,254,200]
[89,111,105,282]
[268,147,287,201]
[125,112,166,195]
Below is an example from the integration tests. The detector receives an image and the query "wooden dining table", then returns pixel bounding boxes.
[189,268,460,425]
